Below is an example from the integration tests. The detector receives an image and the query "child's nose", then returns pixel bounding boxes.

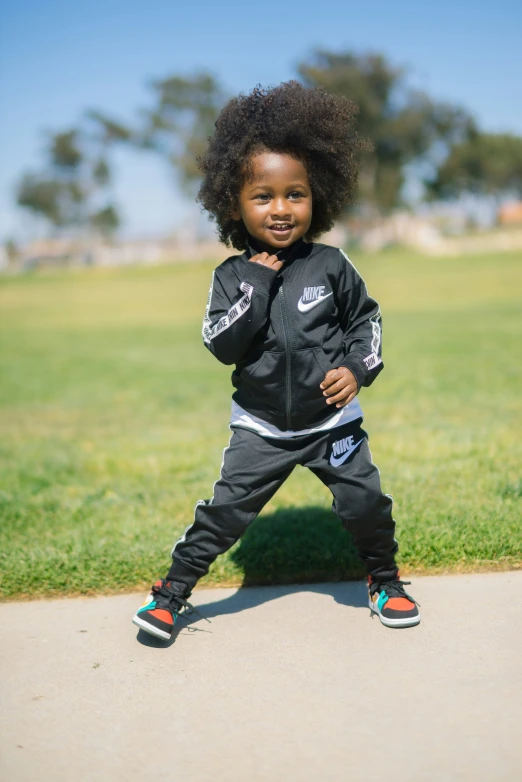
[271,198,291,218]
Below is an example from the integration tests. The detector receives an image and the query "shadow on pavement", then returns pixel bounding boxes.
[136,580,369,648]
[193,580,369,620]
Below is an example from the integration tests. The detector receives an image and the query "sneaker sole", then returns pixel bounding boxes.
[132,613,172,641]
[368,599,421,628]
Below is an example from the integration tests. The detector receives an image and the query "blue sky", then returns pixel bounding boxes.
[1,0,521,241]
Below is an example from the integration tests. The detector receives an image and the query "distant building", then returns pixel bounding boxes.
[498,202,522,225]
[12,235,230,272]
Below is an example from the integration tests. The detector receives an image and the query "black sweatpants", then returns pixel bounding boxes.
[166,419,398,592]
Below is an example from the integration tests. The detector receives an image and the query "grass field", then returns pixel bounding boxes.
[1,249,521,599]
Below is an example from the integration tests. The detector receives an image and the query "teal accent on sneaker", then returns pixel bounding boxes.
[138,601,157,613]
[377,592,388,611]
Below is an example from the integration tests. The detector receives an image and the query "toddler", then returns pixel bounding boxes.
[133,82,420,639]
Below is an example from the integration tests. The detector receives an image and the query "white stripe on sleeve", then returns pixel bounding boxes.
[202,276,254,344]
[370,312,381,355]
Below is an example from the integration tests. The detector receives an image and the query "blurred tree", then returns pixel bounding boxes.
[17,176,65,226]
[428,133,522,198]
[89,73,226,195]
[4,239,20,268]
[92,157,111,186]
[51,130,83,169]
[16,126,120,238]
[141,72,226,193]
[87,111,133,144]
[298,51,476,211]
[90,205,120,235]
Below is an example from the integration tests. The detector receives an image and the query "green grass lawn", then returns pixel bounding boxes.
[1,249,521,598]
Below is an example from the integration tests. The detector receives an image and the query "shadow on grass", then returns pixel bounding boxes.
[231,505,365,586]
[137,505,368,648]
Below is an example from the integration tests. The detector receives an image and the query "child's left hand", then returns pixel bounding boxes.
[320,367,358,408]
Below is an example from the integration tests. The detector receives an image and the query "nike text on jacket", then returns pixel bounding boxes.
[202,240,383,432]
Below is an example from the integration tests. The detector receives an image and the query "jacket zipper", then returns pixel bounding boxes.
[279,283,293,430]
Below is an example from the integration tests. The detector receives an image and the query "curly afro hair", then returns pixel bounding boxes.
[197,81,363,250]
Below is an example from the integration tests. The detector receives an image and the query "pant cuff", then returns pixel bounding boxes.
[165,559,201,593]
[367,564,399,582]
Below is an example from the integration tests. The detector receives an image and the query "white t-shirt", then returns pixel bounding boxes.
[230,397,363,439]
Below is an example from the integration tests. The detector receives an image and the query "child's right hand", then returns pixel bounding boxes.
[249,252,283,271]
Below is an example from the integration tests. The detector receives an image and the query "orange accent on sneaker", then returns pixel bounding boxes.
[386,597,414,611]
[150,608,174,624]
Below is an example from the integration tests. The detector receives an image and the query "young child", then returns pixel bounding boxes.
[132,81,420,639]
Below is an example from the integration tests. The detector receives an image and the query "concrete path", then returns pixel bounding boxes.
[1,572,521,782]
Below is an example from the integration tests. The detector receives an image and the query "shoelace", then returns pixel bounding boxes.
[151,582,211,623]
[372,579,420,607]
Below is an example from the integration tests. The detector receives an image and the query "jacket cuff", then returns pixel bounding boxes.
[338,354,384,389]
[338,357,367,390]
[240,261,279,295]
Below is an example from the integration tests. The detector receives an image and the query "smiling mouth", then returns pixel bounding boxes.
[268,224,293,233]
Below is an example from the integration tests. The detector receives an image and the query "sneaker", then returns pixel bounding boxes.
[368,575,420,628]
[132,579,204,640]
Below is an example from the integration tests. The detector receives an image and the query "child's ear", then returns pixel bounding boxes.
[231,206,241,221]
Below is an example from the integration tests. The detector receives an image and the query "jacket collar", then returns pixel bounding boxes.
[245,236,308,266]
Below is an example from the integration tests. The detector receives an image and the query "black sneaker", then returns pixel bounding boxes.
[368,575,421,628]
[132,579,207,640]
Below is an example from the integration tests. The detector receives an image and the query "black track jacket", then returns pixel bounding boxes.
[202,239,383,432]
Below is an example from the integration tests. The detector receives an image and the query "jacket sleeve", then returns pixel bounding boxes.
[202,258,278,365]
[335,250,384,389]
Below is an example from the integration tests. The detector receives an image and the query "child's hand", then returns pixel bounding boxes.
[249,252,283,271]
[320,367,358,408]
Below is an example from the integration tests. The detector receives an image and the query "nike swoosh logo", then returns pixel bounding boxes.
[297,293,333,313]
[329,438,364,467]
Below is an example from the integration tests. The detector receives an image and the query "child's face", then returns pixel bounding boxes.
[234,151,312,251]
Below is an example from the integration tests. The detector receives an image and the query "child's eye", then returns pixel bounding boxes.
[255,194,271,202]
[289,192,304,199]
